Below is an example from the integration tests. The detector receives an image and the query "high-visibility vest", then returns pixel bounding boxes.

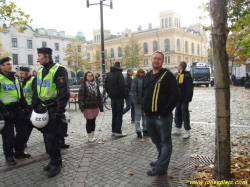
[0,74,21,104]
[37,63,62,101]
[21,76,35,105]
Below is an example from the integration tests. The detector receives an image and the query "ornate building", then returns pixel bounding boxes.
[87,10,209,72]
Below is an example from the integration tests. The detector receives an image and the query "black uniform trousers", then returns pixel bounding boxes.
[0,105,28,157]
[42,105,65,166]
[174,100,191,130]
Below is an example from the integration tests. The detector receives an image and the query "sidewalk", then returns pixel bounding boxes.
[0,87,249,187]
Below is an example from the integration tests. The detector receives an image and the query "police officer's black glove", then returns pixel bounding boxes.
[53,112,64,120]
[1,109,10,120]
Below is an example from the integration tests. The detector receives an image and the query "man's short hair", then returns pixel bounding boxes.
[153,51,164,59]
[179,61,187,70]
[114,61,121,67]
[20,67,30,72]
[127,68,133,73]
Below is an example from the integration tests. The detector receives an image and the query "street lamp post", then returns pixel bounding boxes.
[87,0,113,82]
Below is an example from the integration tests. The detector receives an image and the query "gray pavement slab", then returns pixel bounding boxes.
[0,87,249,186]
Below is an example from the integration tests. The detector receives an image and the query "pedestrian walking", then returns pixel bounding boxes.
[130,68,148,138]
[0,57,31,166]
[123,68,135,122]
[19,67,41,148]
[104,62,126,137]
[78,71,103,142]
[172,61,193,139]
[34,47,70,177]
[142,51,179,176]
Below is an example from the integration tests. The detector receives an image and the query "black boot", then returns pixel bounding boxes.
[137,132,142,138]
[5,156,16,166]
[43,164,51,171]
[47,164,62,177]
[143,130,149,136]
[14,152,31,159]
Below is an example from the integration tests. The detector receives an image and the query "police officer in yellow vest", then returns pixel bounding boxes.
[0,57,31,166]
[19,67,40,147]
[34,48,70,177]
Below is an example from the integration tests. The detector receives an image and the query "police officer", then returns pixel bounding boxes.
[0,57,31,166]
[34,48,70,177]
[19,67,40,147]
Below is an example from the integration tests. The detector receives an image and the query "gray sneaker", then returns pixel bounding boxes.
[147,168,166,176]
[150,161,157,167]
[115,133,127,137]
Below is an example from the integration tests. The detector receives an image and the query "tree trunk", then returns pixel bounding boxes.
[210,0,231,181]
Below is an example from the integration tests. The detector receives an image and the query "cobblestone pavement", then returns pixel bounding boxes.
[0,87,249,187]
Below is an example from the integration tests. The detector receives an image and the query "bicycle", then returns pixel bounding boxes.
[102,88,111,110]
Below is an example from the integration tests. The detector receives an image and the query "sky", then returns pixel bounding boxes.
[7,0,210,40]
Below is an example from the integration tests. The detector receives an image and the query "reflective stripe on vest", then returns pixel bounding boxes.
[21,76,35,105]
[37,63,62,101]
[151,71,168,112]
[0,75,21,104]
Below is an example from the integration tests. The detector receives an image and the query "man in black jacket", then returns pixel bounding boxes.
[142,51,179,176]
[172,61,193,139]
[105,62,126,137]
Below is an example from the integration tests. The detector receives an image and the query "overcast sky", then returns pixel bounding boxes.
[8,0,210,40]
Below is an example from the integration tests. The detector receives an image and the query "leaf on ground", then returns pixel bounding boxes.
[238,140,242,143]
[242,133,249,138]
[99,129,102,131]
[127,172,135,176]
[71,131,76,133]
[241,143,245,146]
[140,139,146,142]
[196,147,199,149]
[168,174,174,178]
[201,133,207,135]
[102,139,107,142]
[189,110,192,112]
[231,142,238,146]
[190,154,199,158]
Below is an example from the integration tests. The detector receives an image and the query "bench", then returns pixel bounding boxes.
[68,92,78,111]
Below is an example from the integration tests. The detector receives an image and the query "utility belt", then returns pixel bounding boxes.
[42,99,57,107]
[5,102,19,108]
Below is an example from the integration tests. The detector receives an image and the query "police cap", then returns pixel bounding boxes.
[0,57,11,65]
[37,47,53,55]
[20,67,30,72]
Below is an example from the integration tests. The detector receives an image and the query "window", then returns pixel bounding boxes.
[185,57,189,63]
[193,68,210,74]
[144,59,148,65]
[143,43,148,54]
[203,46,206,56]
[191,43,194,54]
[153,41,158,52]
[111,48,114,58]
[169,17,172,26]
[197,44,200,55]
[28,55,33,65]
[55,55,60,63]
[164,56,170,64]
[192,58,195,62]
[78,45,81,52]
[12,38,17,47]
[42,41,47,48]
[197,59,200,62]
[165,39,170,52]
[168,56,170,64]
[87,53,90,60]
[12,54,18,65]
[118,47,122,57]
[165,18,168,27]
[177,56,181,63]
[177,39,180,52]
[185,41,188,53]
[162,19,165,28]
[27,40,32,49]
[55,43,59,51]
[125,33,128,38]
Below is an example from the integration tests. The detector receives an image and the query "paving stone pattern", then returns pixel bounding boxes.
[0,87,249,187]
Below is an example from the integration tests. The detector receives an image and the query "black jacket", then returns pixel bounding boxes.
[176,70,193,102]
[124,73,132,96]
[104,66,125,100]
[142,68,179,117]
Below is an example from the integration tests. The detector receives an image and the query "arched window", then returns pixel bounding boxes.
[169,17,172,26]
[191,43,194,54]
[203,46,206,56]
[197,44,200,55]
[153,41,158,52]
[165,39,170,52]
[162,19,165,28]
[144,42,148,54]
[87,53,90,60]
[165,18,168,27]
[118,47,122,57]
[185,41,188,53]
[111,48,114,58]
[177,39,180,52]
[168,56,170,63]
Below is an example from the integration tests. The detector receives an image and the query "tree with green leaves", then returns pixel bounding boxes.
[0,36,11,59]
[122,37,144,68]
[0,1,32,33]
[63,38,88,80]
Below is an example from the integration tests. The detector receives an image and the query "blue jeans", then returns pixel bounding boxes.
[111,99,124,134]
[145,113,173,172]
[123,95,135,121]
[174,100,191,130]
[134,104,146,133]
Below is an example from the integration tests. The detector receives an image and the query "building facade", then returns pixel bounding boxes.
[87,10,209,73]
